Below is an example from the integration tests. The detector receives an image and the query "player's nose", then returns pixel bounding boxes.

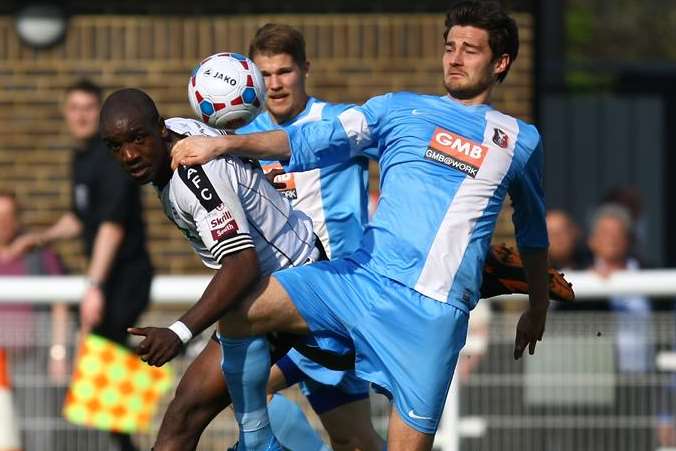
[119,144,140,163]
[267,74,282,90]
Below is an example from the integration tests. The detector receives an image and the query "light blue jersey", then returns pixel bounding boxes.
[285,92,548,311]
[238,96,369,259]
[274,92,548,433]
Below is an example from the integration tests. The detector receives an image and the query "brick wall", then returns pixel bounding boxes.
[0,13,532,274]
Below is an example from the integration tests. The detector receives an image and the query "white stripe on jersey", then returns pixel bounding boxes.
[338,109,372,155]
[288,102,333,258]
[294,168,331,258]
[294,101,325,126]
[414,110,518,303]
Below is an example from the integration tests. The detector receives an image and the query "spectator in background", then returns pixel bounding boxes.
[601,186,645,260]
[588,203,657,445]
[546,209,591,270]
[588,203,652,371]
[4,80,153,451]
[0,191,66,451]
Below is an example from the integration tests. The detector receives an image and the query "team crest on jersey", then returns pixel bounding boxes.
[492,128,509,149]
[262,163,297,200]
[208,203,239,240]
[424,128,489,178]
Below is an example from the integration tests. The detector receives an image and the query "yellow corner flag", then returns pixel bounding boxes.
[63,334,174,433]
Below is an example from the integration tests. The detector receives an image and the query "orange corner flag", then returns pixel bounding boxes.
[63,334,174,434]
[0,347,21,451]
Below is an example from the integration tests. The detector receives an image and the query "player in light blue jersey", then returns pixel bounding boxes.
[168,2,550,449]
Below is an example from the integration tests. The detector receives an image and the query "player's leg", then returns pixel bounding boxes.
[387,409,434,451]
[269,355,383,451]
[154,338,230,451]
[215,275,307,449]
[217,266,366,450]
[317,397,383,451]
[216,331,279,451]
[219,275,310,338]
[267,393,330,451]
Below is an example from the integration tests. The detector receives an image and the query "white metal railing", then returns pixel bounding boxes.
[0,271,675,451]
[2,269,676,303]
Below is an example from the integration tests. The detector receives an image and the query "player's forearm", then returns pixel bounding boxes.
[50,303,68,359]
[225,130,291,160]
[87,222,124,285]
[520,247,550,310]
[41,212,82,244]
[177,249,260,337]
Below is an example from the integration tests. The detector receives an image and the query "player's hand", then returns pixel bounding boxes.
[263,167,287,189]
[128,327,182,366]
[80,287,104,330]
[0,233,41,262]
[513,305,548,360]
[171,136,225,170]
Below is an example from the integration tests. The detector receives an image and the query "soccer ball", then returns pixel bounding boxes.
[188,52,266,129]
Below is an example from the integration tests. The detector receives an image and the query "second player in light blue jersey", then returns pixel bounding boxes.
[169,3,551,450]
[239,24,381,451]
[239,96,368,259]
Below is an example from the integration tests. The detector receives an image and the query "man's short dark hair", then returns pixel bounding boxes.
[248,23,307,67]
[444,1,519,83]
[66,79,103,103]
[100,88,161,130]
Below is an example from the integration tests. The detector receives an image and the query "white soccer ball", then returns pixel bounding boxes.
[188,52,266,129]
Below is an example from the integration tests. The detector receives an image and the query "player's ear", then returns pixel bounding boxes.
[493,53,510,80]
[159,117,169,139]
[303,60,310,78]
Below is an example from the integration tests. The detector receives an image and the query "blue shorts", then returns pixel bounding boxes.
[273,258,469,433]
[276,350,370,415]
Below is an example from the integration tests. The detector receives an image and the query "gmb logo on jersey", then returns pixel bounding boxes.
[208,203,239,241]
[424,128,489,178]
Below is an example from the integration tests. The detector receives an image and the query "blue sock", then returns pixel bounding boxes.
[219,335,274,450]
[268,394,330,451]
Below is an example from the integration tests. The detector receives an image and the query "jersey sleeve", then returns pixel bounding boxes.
[508,138,549,252]
[176,164,254,264]
[284,93,391,172]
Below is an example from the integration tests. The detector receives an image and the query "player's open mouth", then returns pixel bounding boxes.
[128,165,148,178]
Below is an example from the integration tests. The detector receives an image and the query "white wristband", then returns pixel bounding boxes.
[168,321,193,344]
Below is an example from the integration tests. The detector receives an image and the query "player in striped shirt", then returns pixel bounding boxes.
[100,91,327,451]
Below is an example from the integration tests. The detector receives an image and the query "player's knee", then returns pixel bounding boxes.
[169,379,212,420]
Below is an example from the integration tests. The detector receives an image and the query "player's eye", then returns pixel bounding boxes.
[107,141,121,152]
[133,134,145,144]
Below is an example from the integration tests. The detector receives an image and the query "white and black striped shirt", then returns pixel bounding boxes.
[159,117,316,275]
